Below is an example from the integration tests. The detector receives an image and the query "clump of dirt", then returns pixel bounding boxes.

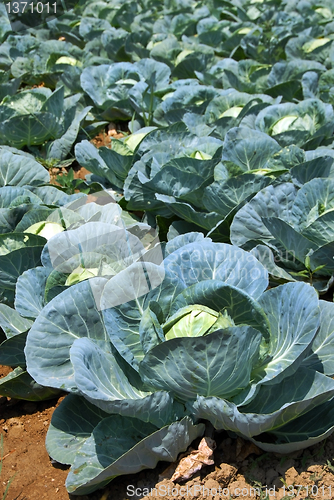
[103,435,334,500]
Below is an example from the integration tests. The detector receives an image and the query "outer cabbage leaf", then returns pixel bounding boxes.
[47,106,91,161]
[261,217,318,265]
[250,245,297,282]
[46,394,110,466]
[0,366,60,401]
[155,193,223,232]
[70,338,175,424]
[75,140,133,189]
[165,232,209,255]
[291,178,334,230]
[290,156,334,186]
[302,301,334,376]
[251,399,334,453]
[189,368,334,440]
[101,263,185,370]
[25,278,109,392]
[139,327,263,401]
[47,393,204,495]
[221,127,281,176]
[0,304,32,338]
[256,282,320,385]
[0,233,46,306]
[163,241,268,299]
[0,149,49,187]
[0,333,27,366]
[230,183,298,247]
[203,173,272,219]
[65,416,204,495]
[15,267,51,319]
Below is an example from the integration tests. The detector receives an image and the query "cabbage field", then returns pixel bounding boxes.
[1,0,334,496]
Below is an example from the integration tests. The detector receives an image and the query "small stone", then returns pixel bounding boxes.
[285,466,298,483]
[9,423,24,437]
[216,464,237,485]
[307,464,321,473]
[204,478,220,495]
[7,418,21,426]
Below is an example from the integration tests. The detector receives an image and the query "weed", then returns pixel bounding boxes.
[309,471,323,482]
[325,459,334,473]
[248,480,269,500]
[0,434,16,500]
[300,451,312,468]
[56,167,91,194]
[249,452,270,470]
[279,477,296,498]
[314,439,326,459]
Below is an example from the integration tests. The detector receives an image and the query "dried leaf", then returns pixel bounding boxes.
[171,437,216,482]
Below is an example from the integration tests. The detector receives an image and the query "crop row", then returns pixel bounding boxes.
[1,0,334,495]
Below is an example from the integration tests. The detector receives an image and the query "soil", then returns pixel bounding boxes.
[49,122,125,185]
[90,121,125,149]
[2,359,334,500]
[48,165,92,185]
[0,365,69,500]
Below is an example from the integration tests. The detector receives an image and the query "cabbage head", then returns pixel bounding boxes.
[24,236,334,494]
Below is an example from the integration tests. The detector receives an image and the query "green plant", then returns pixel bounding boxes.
[36,157,74,170]
[309,471,322,481]
[249,452,270,471]
[0,194,153,401]
[0,87,90,156]
[22,237,334,494]
[56,168,91,195]
[313,439,326,459]
[231,179,334,293]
